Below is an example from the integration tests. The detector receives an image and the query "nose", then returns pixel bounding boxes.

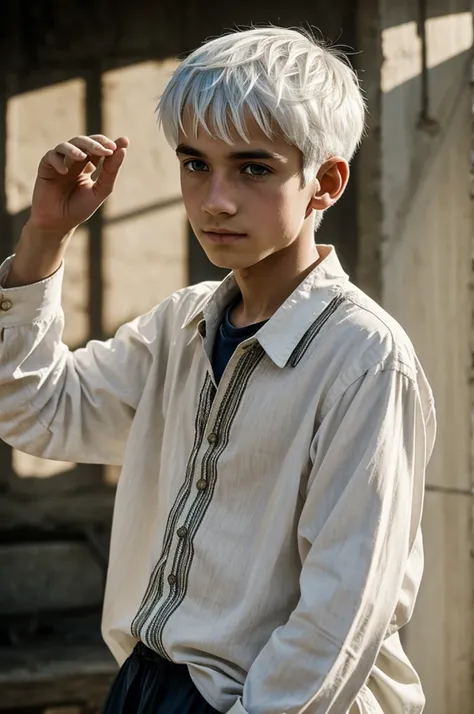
[202,175,237,216]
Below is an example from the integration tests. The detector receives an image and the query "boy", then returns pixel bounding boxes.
[0,26,435,714]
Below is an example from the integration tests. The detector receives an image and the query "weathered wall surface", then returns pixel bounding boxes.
[0,0,357,489]
[1,1,472,710]
[378,2,473,712]
[5,61,188,484]
[0,2,356,709]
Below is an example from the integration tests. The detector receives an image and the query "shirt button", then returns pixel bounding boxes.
[196,479,208,491]
[207,432,218,445]
[168,573,176,586]
[0,299,12,311]
[177,526,188,538]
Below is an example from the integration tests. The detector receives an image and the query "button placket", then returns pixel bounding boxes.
[168,421,216,588]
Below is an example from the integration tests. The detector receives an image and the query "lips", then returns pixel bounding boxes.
[202,230,247,244]
[203,229,246,236]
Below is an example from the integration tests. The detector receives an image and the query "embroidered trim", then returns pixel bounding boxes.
[146,345,265,657]
[130,373,215,639]
[289,294,346,367]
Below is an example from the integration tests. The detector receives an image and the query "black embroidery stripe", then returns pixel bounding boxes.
[147,346,265,656]
[130,373,215,639]
[289,294,346,368]
[146,345,265,657]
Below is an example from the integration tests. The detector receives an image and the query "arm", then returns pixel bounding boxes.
[0,134,147,464]
[228,363,436,714]
[0,255,168,465]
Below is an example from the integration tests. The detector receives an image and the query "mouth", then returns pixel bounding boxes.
[202,230,248,244]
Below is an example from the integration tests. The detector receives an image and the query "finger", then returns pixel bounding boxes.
[114,136,130,150]
[90,157,105,182]
[64,152,102,171]
[88,134,118,150]
[40,149,70,175]
[60,136,115,158]
[93,146,127,200]
[53,142,89,164]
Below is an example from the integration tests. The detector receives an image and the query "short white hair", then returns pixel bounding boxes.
[158,26,366,185]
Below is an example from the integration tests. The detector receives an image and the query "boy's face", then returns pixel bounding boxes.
[176,114,318,271]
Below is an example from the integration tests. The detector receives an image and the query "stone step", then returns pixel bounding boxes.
[0,642,117,710]
[0,542,105,615]
[0,489,115,532]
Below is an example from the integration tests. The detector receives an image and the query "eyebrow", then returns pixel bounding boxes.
[175,143,285,162]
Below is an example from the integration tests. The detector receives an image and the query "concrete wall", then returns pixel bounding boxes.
[2,0,472,709]
[358,1,474,712]
[0,0,358,490]
[0,3,359,707]
[5,62,187,483]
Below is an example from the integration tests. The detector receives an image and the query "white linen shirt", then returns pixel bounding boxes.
[0,246,436,714]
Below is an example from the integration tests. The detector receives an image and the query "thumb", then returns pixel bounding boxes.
[93,143,128,200]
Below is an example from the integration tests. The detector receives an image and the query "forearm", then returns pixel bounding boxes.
[0,259,132,464]
[3,220,75,287]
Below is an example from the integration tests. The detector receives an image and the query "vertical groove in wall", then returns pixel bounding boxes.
[85,66,104,482]
[355,0,383,302]
[469,33,474,684]
[0,78,12,263]
[417,0,430,122]
[86,66,104,342]
[0,73,13,482]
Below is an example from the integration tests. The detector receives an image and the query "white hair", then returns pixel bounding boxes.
[158,26,366,185]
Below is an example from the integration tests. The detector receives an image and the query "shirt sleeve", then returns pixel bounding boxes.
[0,255,169,465]
[226,363,436,714]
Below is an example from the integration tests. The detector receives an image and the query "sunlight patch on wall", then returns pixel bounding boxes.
[101,60,188,334]
[7,78,88,479]
[382,12,472,93]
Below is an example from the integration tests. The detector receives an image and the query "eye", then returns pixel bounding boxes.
[242,163,271,178]
[183,159,209,173]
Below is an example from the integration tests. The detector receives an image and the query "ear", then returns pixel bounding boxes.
[308,157,350,211]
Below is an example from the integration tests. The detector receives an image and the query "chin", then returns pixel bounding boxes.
[205,249,259,271]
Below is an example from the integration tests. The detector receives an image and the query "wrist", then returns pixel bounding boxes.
[21,219,75,246]
[3,222,74,288]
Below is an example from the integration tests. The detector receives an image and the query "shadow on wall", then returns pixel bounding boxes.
[0,9,360,691]
[0,0,470,541]
[0,2,471,710]
[0,0,471,529]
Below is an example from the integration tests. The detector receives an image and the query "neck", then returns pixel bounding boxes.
[230,235,322,328]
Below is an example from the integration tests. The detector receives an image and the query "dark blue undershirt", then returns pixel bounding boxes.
[212,302,267,384]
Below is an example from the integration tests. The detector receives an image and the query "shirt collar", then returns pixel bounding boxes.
[181,245,349,368]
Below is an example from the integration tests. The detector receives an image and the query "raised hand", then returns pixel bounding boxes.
[29,134,129,233]
[4,134,129,287]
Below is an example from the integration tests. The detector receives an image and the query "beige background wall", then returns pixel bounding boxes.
[379,3,473,712]
[3,5,473,710]
[5,60,188,482]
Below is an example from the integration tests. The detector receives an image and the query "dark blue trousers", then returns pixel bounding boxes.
[102,642,221,714]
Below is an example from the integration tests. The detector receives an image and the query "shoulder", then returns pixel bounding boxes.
[171,280,221,326]
[317,282,434,415]
[136,280,219,330]
[323,282,436,447]
[118,280,219,349]
[335,282,419,378]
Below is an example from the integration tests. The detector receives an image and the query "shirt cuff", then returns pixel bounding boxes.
[0,255,64,326]
[227,699,250,714]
